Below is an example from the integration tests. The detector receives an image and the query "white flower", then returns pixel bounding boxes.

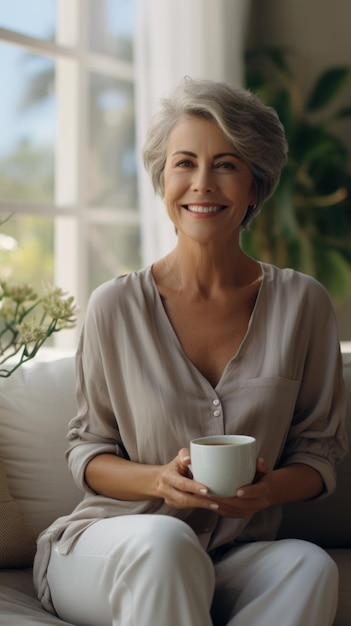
[16,319,48,344]
[42,288,77,325]
[0,280,37,303]
[0,280,77,377]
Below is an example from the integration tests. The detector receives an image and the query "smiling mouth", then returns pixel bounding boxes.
[183,205,226,214]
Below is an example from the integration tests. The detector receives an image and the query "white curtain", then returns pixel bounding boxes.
[135,0,252,264]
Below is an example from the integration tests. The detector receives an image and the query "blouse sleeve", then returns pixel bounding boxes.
[279,278,348,496]
[65,282,127,494]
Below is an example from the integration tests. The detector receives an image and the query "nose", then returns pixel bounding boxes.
[191,166,216,193]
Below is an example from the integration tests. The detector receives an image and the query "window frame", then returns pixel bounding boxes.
[0,0,137,348]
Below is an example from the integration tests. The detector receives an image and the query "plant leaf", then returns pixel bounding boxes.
[262,47,294,78]
[307,67,351,112]
[333,105,351,120]
[315,247,351,299]
[245,47,295,82]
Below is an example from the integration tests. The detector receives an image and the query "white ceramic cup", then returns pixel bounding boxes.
[190,434,257,497]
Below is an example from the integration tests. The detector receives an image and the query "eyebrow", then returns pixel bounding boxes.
[171,150,240,159]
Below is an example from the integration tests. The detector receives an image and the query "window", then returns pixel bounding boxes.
[0,0,139,347]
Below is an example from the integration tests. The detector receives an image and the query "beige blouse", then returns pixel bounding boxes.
[34,262,348,612]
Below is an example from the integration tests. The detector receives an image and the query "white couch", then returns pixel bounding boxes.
[0,350,350,625]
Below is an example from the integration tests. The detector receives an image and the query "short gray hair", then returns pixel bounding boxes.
[142,77,288,227]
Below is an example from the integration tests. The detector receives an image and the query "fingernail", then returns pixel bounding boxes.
[210,503,219,510]
[236,489,245,497]
[199,488,208,495]
[181,455,191,462]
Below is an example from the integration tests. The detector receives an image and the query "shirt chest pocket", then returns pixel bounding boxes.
[224,377,300,459]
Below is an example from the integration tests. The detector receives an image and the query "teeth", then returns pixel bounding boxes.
[186,205,223,213]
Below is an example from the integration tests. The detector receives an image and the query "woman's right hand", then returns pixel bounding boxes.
[85,450,218,511]
[155,448,219,511]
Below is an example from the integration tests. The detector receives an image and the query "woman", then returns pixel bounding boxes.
[34,78,347,626]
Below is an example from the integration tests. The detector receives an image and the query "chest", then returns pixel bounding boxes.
[161,288,259,387]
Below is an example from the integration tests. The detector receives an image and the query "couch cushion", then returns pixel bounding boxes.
[327,549,351,626]
[0,459,36,568]
[0,569,74,625]
[0,354,82,542]
[279,351,351,548]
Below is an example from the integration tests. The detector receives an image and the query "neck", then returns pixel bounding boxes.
[165,241,260,296]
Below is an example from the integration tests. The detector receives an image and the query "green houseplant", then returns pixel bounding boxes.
[242,47,351,299]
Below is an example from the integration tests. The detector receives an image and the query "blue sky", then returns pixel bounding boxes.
[0,0,56,156]
[1,0,56,40]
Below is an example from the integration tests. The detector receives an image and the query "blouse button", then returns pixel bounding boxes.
[212,399,220,406]
[213,409,221,417]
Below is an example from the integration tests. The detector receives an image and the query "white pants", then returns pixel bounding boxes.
[47,515,338,626]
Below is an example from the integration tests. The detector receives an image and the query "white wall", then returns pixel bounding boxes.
[135,0,251,265]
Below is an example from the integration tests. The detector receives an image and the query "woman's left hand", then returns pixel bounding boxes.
[208,457,273,519]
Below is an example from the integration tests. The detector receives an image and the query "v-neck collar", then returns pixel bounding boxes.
[146,262,266,391]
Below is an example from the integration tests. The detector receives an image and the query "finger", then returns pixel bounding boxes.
[236,468,269,498]
[256,457,269,472]
[174,471,210,497]
[177,448,191,465]
[253,457,269,483]
[161,460,206,495]
[236,484,264,499]
[164,478,219,511]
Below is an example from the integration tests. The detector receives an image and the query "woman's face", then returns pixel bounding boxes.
[163,115,255,243]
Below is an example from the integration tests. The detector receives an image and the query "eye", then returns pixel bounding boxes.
[175,159,194,168]
[215,161,237,170]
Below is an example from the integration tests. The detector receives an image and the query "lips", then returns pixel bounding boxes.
[183,204,226,214]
